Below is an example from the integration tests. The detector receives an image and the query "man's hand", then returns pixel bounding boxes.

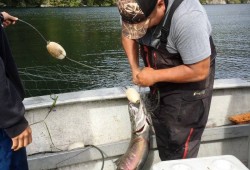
[11,126,32,151]
[136,67,156,87]
[132,68,141,85]
[1,11,18,27]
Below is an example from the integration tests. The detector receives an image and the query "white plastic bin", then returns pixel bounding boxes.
[151,155,249,170]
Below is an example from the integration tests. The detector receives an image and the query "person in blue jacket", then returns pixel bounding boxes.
[0,11,32,170]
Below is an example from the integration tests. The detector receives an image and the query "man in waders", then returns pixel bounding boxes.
[0,12,32,169]
[117,0,216,160]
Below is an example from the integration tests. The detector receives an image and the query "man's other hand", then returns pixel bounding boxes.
[1,11,18,27]
[11,126,32,151]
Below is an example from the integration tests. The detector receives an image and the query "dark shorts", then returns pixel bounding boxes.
[151,87,213,161]
[0,129,29,170]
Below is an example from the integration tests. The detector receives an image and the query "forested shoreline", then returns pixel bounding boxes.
[0,0,249,8]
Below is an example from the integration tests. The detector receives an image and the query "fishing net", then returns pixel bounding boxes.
[17,19,132,97]
[18,58,131,97]
[19,65,88,97]
[137,87,160,113]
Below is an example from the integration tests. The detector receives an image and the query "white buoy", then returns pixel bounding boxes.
[126,88,140,104]
[46,41,66,60]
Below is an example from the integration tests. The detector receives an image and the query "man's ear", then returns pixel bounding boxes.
[157,0,166,11]
[158,0,165,5]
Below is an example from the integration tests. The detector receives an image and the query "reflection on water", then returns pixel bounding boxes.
[206,4,250,80]
[1,5,250,97]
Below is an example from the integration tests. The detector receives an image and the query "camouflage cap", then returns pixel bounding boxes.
[117,0,157,39]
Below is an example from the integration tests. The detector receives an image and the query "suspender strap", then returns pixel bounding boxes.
[160,0,184,44]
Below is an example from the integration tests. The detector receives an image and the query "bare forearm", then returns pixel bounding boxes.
[122,35,139,72]
[154,64,208,83]
[136,57,211,86]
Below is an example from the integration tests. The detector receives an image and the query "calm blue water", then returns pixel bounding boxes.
[1,4,250,97]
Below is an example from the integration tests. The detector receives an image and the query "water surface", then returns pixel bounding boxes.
[2,4,250,97]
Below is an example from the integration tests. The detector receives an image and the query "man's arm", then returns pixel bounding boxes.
[0,55,32,151]
[136,56,210,87]
[122,35,141,84]
[136,10,212,87]
[122,32,211,87]
[0,11,32,151]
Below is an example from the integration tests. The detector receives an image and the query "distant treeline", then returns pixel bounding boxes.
[0,0,249,7]
[0,0,116,7]
[201,0,249,4]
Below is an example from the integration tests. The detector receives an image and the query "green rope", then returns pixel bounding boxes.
[48,94,58,115]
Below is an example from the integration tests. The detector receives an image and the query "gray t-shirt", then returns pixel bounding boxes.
[139,0,212,65]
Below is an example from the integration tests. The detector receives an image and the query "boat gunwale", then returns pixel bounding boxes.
[23,78,250,110]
